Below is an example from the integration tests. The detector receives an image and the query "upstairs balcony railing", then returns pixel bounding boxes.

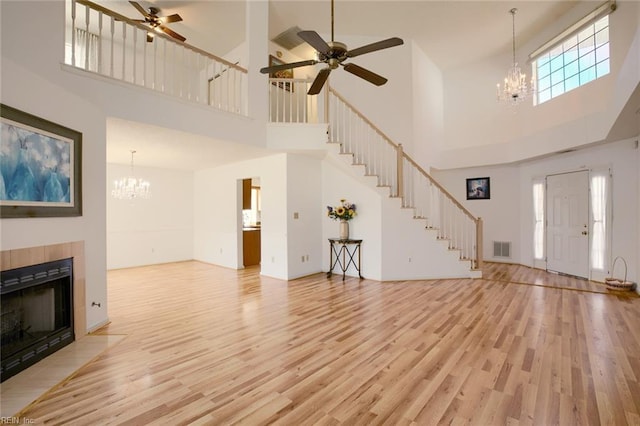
[66,0,247,115]
[268,78,322,123]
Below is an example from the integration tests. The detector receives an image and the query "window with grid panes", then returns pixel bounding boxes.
[534,15,610,104]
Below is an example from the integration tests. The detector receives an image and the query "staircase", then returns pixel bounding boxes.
[323,87,483,279]
[266,78,482,279]
[68,0,482,280]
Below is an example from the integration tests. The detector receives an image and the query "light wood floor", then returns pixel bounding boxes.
[12,261,640,425]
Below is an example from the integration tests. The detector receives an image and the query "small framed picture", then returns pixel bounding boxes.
[466,177,490,200]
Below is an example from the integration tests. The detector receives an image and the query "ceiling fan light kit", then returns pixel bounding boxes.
[260,0,404,95]
[129,1,186,43]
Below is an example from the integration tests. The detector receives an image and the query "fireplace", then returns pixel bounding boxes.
[1,258,75,382]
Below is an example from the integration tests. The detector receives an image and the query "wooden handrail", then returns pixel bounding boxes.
[401,153,477,222]
[75,0,247,73]
[328,87,398,150]
[328,86,477,223]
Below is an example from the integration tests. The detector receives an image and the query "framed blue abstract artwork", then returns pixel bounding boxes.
[1,104,82,218]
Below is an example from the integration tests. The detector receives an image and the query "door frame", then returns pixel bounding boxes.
[545,170,591,279]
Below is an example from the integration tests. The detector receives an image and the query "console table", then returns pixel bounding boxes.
[327,238,363,281]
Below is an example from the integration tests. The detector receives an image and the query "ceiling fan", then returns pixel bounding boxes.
[260,0,403,95]
[129,1,186,43]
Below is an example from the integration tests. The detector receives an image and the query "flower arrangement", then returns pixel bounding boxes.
[327,199,357,221]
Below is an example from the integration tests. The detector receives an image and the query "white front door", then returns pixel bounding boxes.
[546,171,590,278]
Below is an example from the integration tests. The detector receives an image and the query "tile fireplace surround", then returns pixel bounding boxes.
[1,242,87,340]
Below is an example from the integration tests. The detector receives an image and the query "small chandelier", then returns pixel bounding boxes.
[497,8,535,104]
[111,150,151,200]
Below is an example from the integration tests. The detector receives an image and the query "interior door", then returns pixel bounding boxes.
[546,171,590,278]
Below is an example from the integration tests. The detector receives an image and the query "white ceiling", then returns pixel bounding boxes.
[106,118,272,170]
[101,0,579,71]
[101,1,622,170]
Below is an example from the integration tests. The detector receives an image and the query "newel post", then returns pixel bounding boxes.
[475,217,484,270]
[396,143,404,198]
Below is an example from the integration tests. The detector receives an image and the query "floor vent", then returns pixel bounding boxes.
[493,241,512,258]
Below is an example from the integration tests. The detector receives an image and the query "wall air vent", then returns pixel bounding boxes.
[493,241,512,258]
[272,26,304,50]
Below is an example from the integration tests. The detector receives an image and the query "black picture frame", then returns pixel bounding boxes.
[1,104,82,218]
[268,54,294,92]
[466,177,490,200]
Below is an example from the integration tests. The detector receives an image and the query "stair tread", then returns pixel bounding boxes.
[326,133,477,276]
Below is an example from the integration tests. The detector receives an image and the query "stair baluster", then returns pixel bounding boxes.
[327,87,483,270]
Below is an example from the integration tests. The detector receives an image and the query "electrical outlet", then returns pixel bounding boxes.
[301,255,305,262]
[305,255,309,261]
[408,257,412,262]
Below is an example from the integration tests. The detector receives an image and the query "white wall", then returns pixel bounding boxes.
[432,165,522,265]
[326,35,416,155]
[440,1,639,169]
[106,164,194,270]
[322,161,383,280]
[321,155,474,281]
[433,138,639,285]
[194,152,326,281]
[411,41,444,170]
[286,155,323,279]
[0,0,271,331]
[194,154,291,279]
[1,2,108,331]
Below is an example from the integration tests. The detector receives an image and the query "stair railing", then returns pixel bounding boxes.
[268,78,320,123]
[327,87,483,269]
[68,0,247,115]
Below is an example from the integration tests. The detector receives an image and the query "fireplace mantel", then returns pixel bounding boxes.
[1,242,86,338]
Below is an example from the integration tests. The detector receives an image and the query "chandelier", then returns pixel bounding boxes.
[111,150,151,200]
[497,8,535,104]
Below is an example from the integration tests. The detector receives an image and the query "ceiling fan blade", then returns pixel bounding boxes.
[159,25,186,42]
[308,68,331,95]
[160,14,182,24]
[346,37,404,58]
[298,30,331,55]
[343,63,387,86]
[260,59,318,74]
[129,1,149,18]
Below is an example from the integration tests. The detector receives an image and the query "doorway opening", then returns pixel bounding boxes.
[241,177,261,267]
[536,168,611,280]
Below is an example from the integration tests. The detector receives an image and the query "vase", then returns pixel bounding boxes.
[339,220,349,240]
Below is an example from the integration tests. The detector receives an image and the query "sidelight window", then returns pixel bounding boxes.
[590,171,610,271]
[532,180,545,260]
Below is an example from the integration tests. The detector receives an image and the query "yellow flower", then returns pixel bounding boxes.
[335,207,346,216]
